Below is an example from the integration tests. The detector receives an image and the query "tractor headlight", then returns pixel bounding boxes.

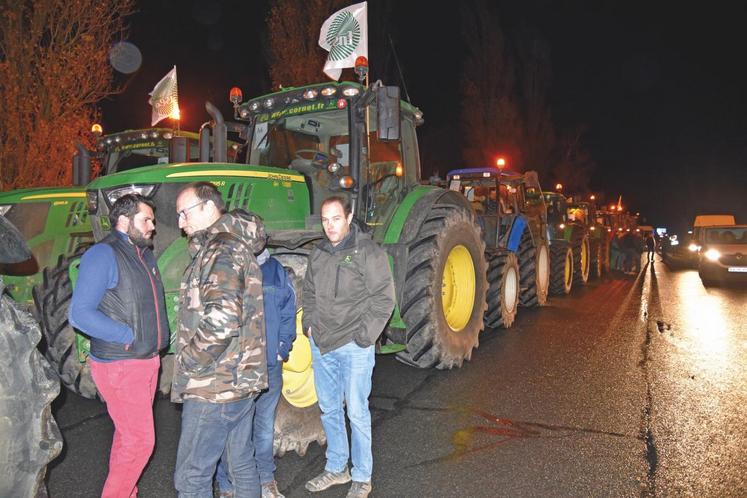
[104,184,158,204]
[688,243,700,252]
[704,248,721,262]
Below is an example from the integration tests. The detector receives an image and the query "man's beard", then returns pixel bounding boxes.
[128,225,153,248]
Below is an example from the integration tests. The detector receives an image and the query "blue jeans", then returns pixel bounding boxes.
[311,338,375,482]
[216,362,283,491]
[174,397,259,498]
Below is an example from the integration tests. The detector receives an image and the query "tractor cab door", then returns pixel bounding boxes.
[360,115,419,239]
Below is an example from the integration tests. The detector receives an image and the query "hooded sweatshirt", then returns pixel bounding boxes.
[302,224,395,354]
[171,209,268,403]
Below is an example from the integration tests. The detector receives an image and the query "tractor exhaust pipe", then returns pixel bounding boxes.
[205,102,227,163]
[73,143,91,186]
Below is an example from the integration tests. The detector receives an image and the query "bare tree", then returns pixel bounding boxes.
[266,0,349,89]
[552,125,596,193]
[513,26,555,178]
[0,0,134,190]
[459,1,523,169]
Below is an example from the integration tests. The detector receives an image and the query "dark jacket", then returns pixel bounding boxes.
[257,250,297,367]
[171,210,268,403]
[70,231,169,361]
[302,224,395,354]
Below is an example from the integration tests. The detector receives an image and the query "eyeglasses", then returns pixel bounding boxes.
[177,200,206,220]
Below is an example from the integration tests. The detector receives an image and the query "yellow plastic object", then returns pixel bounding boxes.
[441,244,475,332]
[281,308,318,408]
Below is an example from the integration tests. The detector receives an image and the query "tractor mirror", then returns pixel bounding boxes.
[375,86,400,141]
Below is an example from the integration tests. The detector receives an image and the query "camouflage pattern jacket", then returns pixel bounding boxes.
[171,210,268,403]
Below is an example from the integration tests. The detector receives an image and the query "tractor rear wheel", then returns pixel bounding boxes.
[34,251,174,399]
[518,231,550,307]
[1,279,63,497]
[549,242,574,295]
[34,250,99,399]
[397,206,488,369]
[572,233,591,286]
[484,251,519,329]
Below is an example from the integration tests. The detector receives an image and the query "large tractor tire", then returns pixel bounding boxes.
[34,251,99,398]
[0,277,63,497]
[396,205,488,369]
[483,251,519,329]
[590,240,604,279]
[33,251,173,399]
[517,231,550,308]
[549,242,574,295]
[572,233,591,286]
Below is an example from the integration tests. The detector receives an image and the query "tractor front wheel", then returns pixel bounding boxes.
[397,205,488,369]
[550,242,574,295]
[484,251,519,329]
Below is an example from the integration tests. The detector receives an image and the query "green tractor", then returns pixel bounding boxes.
[567,199,609,279]
[0,187,93,307]
[35,81,494,455]
[445,167,550,329]
[543,191,591,294]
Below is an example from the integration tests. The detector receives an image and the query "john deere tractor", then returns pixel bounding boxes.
[544,191,584,295]
[36,81,493,456]
[445,168,550,329]
[567,199,608,279]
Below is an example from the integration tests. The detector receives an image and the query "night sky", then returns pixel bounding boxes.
[102,1,747,233]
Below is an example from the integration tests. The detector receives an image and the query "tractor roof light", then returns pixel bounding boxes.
[339,176,355,189]
[341,87,360,97]
[229,86,243,106]
[303,89,319,100]
[263,98,275,109]
[140,132,148,139]
[321,86,337,97]
[150,131,159,139]
[163,131,174,140]
[91,123,103,136]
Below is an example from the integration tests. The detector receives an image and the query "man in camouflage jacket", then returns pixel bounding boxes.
[172,182,268,498]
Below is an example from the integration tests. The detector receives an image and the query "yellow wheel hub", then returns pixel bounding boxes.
[281,309,318,408]
[565,250,573,287]
[441,244,476,332]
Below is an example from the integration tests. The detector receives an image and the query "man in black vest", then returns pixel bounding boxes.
[70,194,169,498]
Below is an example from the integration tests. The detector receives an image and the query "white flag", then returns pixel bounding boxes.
[319,2,368,81]
[148,66,179,126]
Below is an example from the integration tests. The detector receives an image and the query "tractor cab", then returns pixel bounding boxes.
[543,191,570,240]
[233,81,422,242]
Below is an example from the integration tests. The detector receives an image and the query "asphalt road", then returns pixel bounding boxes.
[47,260,747,497]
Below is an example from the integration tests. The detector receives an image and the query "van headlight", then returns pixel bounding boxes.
[704,248,721,262]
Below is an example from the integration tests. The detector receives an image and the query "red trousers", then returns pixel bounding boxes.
[90,356,160,498]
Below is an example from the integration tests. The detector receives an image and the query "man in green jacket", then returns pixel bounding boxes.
[172,182,268,498]
[302,196,395,498]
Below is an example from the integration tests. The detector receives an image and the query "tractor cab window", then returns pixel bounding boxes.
[248,109,352,214]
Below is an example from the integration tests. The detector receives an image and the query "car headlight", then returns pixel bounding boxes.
[670,239,679,246]
[0,204,11,216]
[688,243,700,252]
[704,248,721,262]
[104,184,158,204]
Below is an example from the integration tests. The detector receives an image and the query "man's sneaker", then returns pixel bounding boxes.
[346,481,372,498]
[261,480,285,498]
[305,468,352,492]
